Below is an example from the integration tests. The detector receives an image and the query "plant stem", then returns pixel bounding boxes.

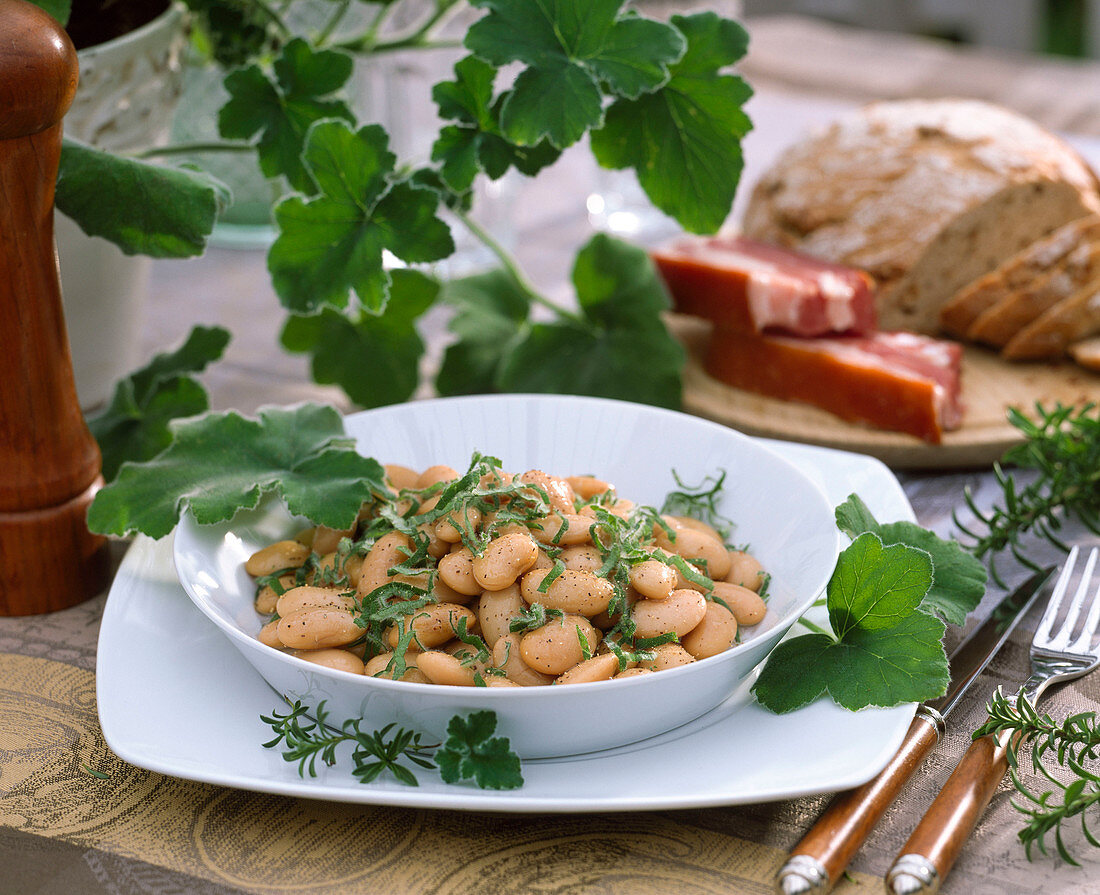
[454,209,587,326]
[797,617,833,638]
[369,37,465,54]
[315,0,352,45]
[133,142,256,160]
[253,0,292,41]
[335,0,464,54]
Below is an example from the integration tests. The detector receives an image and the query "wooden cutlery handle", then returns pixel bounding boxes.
[777,710,942,894]
[885,733,1011,894]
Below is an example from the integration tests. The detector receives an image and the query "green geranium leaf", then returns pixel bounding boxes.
[589,12,753,233]
[185,0,275,67]
[836,494,987,626]
[218,38,354,192]
[828,533,934,636]
[464,0,684,149]
[280,269,439,408]
[496,234,683,408]
[267,121,453,315]
[753,612,949,714]
[56,140,227,258]
[87,325,230,482]
[754,531,948,713]
[431,57,561,191]
[87,404,386,539]
[436,268,531,396]
[825,614,950,711]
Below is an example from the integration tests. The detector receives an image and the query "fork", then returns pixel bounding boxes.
[885,546,1100,895]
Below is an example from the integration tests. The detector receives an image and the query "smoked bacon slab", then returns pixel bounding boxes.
[704,329,963,444]
[653,235,877,337]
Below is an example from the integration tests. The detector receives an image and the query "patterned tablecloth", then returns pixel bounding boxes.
[3,14,1100,895]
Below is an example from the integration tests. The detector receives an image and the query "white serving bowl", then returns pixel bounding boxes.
[173,395,839,759]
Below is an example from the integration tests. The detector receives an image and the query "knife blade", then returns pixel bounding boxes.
[774,565,1055,895]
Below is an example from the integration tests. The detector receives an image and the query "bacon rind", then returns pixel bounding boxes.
[653,235,877,337]
[703,329,963,444]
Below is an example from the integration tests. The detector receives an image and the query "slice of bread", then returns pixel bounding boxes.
[742,99,1100,335]
[1069,337,1100,371]
[939,216,1100,337]
[1002,280,1100,360]
[968,236,1100,347]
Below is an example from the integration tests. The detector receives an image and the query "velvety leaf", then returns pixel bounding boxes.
[571,230,671,325]
[218,39,354,192]
[586,14,686,99]
[749,633,835,714]
[184,0,275,67]
[432,125,483,192]
[754,517,951,714]
[834,493,880,540]
[836,493,987,626]
[589,12,752,233]
[432,55,497,128]
[823,613,949,710]
[280,269,439,408]
[498,318,682,408]
[499,61,603,148]
[87,325,230,481]
[436,269,530,396]
[431,57,562,189]
[87,404,386,538]
[827,533,934,637]
[267,121,453,314]
[752,611,948,714]
[465,0,683,148]
[494,235,683,408]
[90,378,210,484]
[124,325,232,407]
[56,140,227,258]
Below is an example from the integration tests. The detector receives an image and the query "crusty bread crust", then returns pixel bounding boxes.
[742,99,1100,335]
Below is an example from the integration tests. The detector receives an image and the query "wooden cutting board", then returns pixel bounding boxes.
[672,316,1100,470]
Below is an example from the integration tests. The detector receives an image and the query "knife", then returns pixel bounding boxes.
[774,565,1055,895]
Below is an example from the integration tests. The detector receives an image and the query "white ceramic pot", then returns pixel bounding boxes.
[57,2,188,410]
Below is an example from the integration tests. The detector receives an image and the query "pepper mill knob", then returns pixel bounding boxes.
[0,0,111,614]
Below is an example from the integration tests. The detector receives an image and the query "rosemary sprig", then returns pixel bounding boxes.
[261,699,436,785]
[955,402,1100,585]
[975,688,1100,863]
[261,700,523,789]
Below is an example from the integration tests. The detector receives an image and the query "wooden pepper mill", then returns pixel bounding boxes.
[0,0,111,614]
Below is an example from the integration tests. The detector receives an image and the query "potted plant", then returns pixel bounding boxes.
[34,0,754,478]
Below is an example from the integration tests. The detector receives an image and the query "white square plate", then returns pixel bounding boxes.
[97,437,916,812]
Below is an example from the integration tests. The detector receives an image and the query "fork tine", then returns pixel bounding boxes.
[1069,548,1100,654]
[1034,545,1079,646]
[1049,547,1096,650]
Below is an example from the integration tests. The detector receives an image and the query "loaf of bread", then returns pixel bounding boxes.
[742,99,1100,335]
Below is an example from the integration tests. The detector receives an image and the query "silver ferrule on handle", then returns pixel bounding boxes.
[775,854,829,894]
[885,854,939,894]
[914,704,946,740]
